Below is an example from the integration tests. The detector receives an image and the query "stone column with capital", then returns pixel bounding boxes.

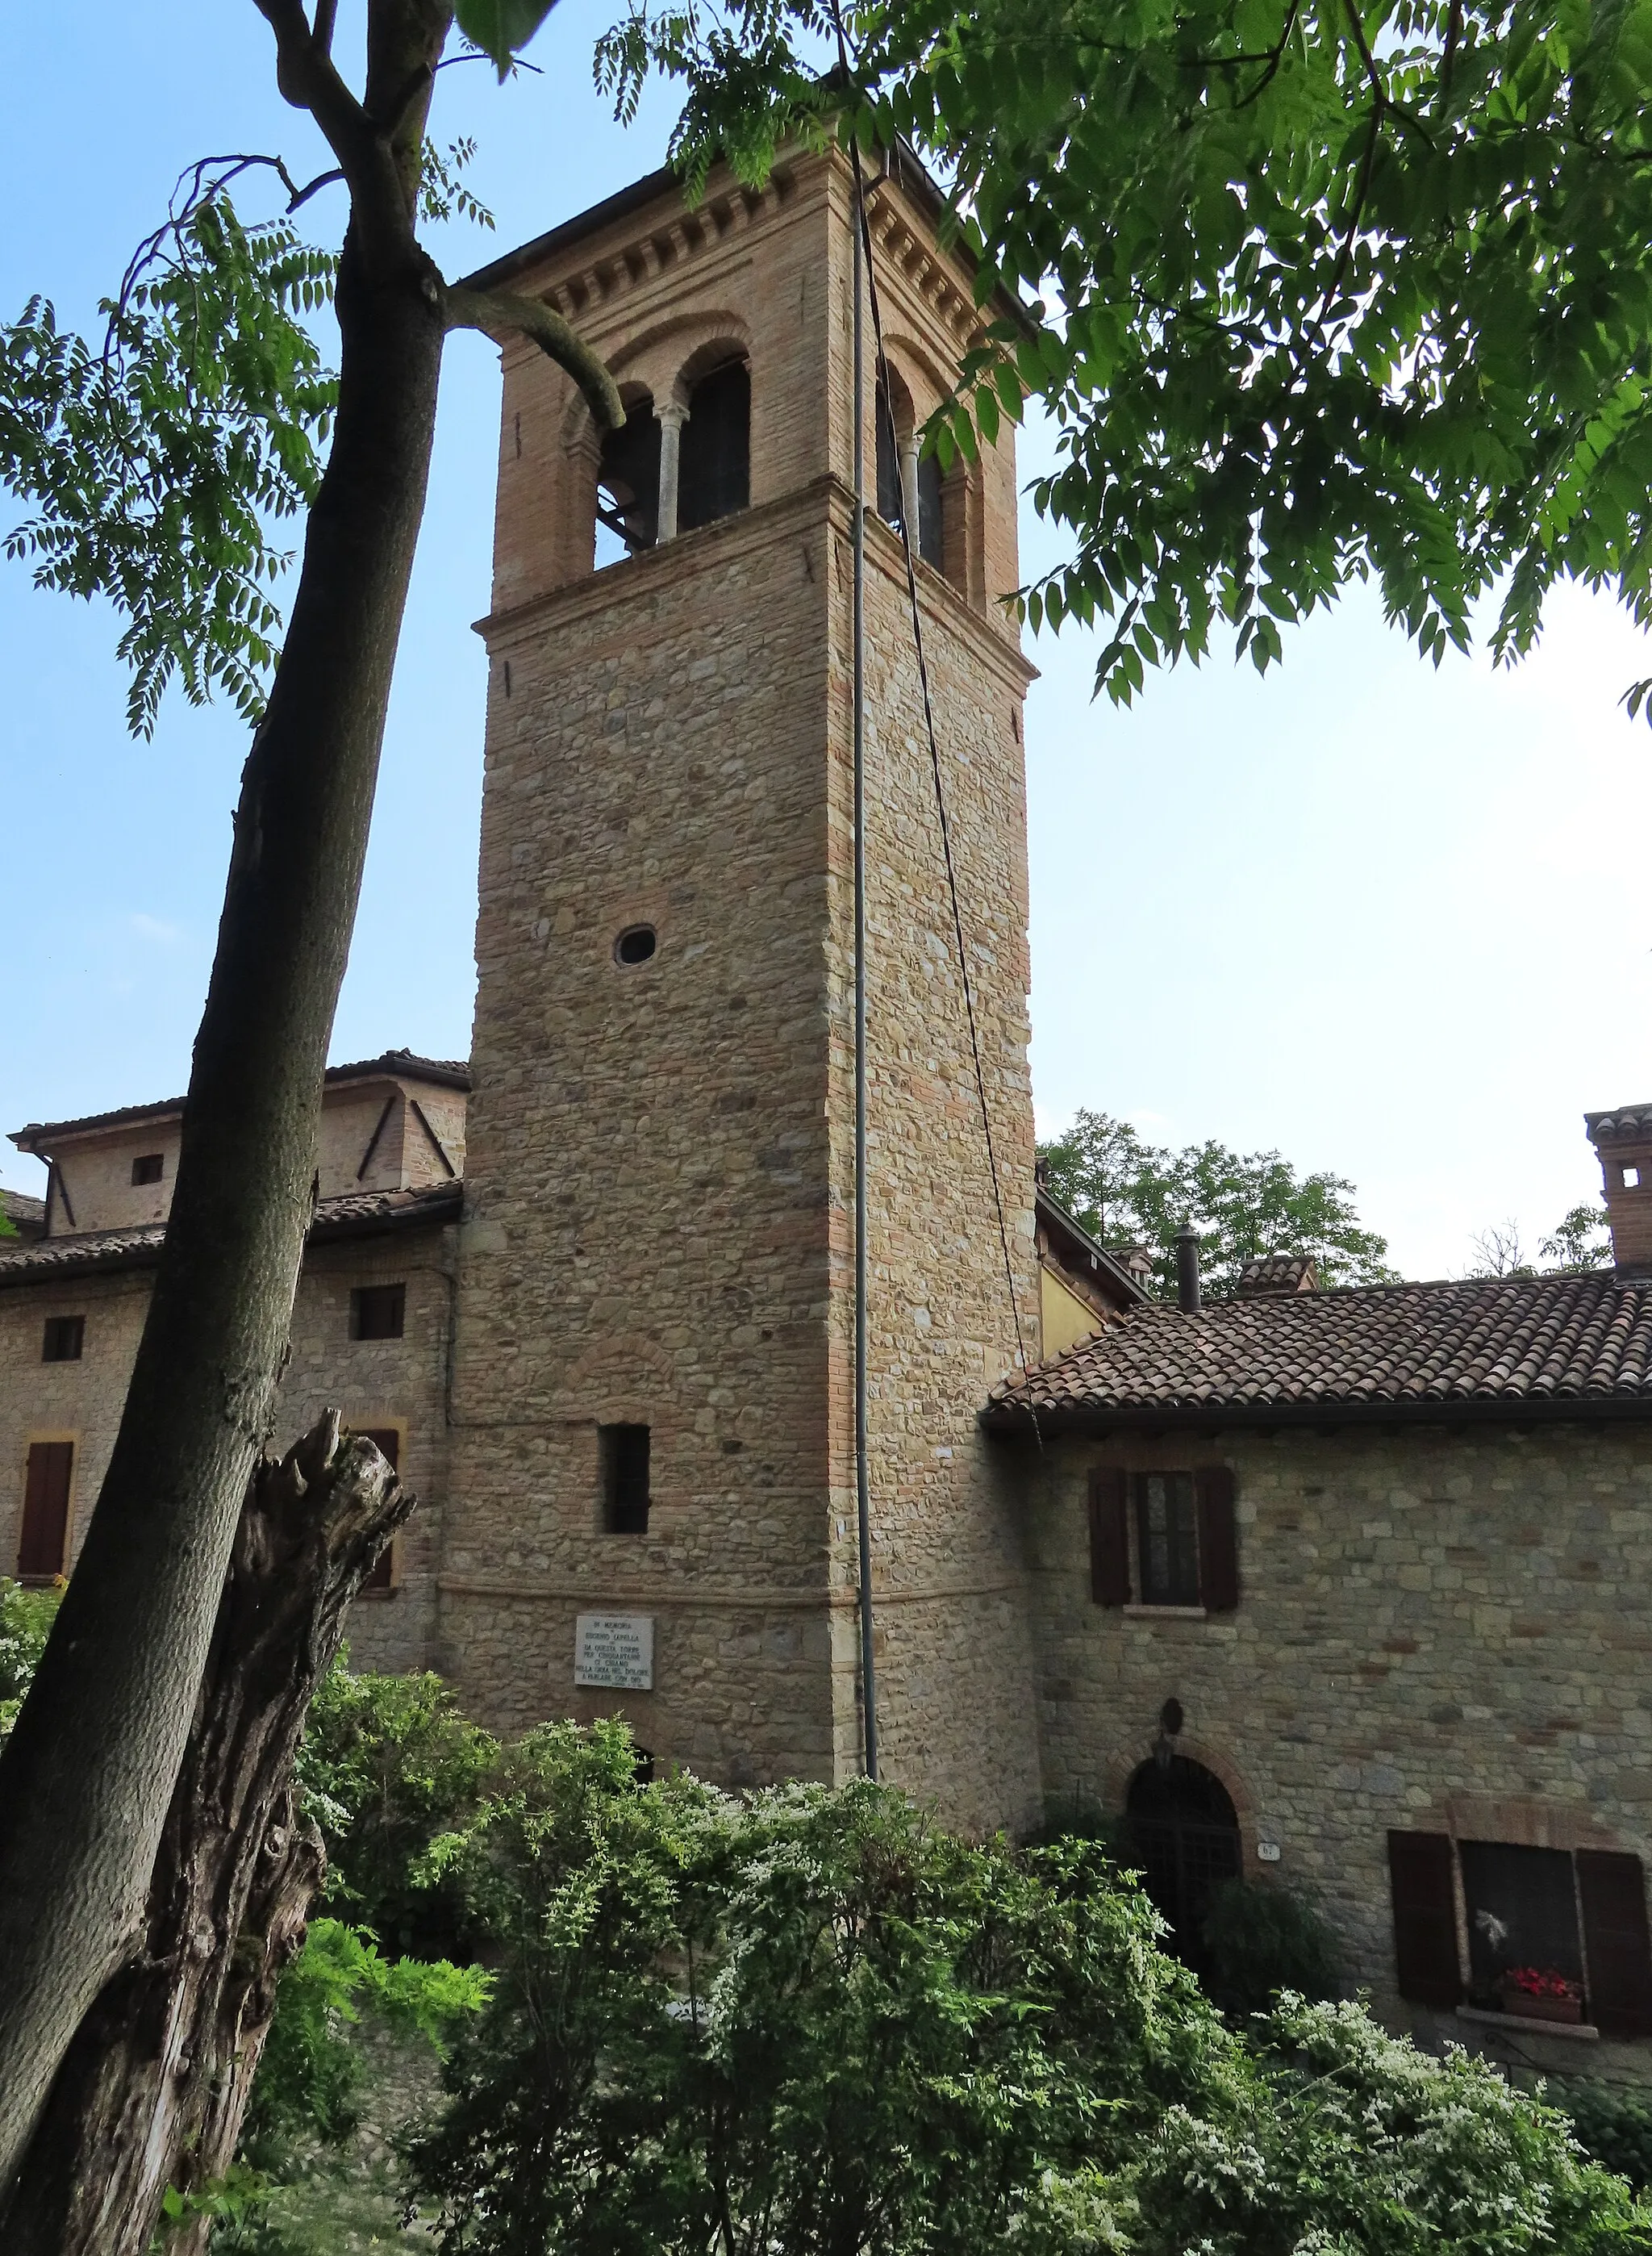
[657,400,687,542]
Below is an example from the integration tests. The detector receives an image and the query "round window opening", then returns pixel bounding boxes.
[615,924,657,966]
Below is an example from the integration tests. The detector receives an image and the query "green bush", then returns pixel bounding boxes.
[398,1721,1645,2256]
[0,1576,60,1740]
[1200,1875,1342,2017]
[1024,1791,1128,1855]
[1550,2078,1652,2192]
[297,1656,498,1957]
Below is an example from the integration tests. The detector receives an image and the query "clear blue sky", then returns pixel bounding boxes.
[3,5,1648,1279]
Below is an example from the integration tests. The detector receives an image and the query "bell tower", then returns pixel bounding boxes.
[442,146,1043,1831]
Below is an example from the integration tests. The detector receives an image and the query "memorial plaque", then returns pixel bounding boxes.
[574,1612,654,1690]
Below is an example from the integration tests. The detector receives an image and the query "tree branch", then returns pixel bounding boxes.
[444,285,625,428]
[249,0,416,269]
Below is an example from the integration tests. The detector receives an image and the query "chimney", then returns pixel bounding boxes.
[1175,1223,1202,1313]
[1585,1107,1652,1271]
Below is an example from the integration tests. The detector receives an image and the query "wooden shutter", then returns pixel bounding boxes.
[1088,1468,1129,1606]
[1387,1830,1462,2006]
[18,1442,73,1581]
[1579,1850,1652,2037]
[358,1429,400,1593]
[1195,1464,1239,1611]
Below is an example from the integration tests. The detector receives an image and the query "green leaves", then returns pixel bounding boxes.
[1038,1108,1399,1295]
[603,0,1652,714]
[455,0,561,77]
[0,198,336,737]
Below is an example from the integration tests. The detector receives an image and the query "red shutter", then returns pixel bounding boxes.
[18,1442,73,1581]
[1195,1464,1238,1611]
[358,1429,400,1594]
[1579,1850,1652,2037]
[1387,1830,1462,2006]
[1088,1468,1129,1606]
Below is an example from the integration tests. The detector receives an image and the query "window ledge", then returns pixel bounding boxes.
[1122,1603,1209,1620]
[1455,2006,1600,2042]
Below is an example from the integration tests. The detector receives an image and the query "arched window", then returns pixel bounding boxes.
[678,357,749,532]
[874,360,944,572]
[596,395,661,563]
[1125,1755,1241,1974]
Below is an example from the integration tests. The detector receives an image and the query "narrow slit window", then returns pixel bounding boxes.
[42,1315,85,1364]
[600,1422,650,1534]
[350,1283,406,1341]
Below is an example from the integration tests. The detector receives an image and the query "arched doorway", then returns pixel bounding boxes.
[1125,1755,1241,1974]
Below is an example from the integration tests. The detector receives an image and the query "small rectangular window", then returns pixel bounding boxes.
[350,1284,406,1341]
[41,1316,85,1364]
[1626,1165,1642,1190]
[1135,1472,1199,1605]
[131,1154,164,1186]
[600,1423,650,1534]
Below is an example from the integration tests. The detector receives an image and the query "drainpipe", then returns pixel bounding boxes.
[1175,1224,1201,1314]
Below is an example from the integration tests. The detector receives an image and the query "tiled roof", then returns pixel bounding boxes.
[10,1050,471,1152]
[2,1189,45,1228]
[1237,1253,1318,1296]
[0,1181,461,1289]
[987,1271,1652,1429]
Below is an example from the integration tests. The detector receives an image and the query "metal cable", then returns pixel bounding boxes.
[832,71,1041,1432]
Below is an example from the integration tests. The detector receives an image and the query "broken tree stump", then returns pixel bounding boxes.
[0,1413,412,2256]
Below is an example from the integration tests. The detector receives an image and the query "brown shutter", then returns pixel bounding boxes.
[1195,1464,1238,1611]
[358,1429,400,1593]
[18,1442,73,1581]
[1088,1467,1129,1606]
[1387,1830,1462,2006]
[1579,1850,1652,2037]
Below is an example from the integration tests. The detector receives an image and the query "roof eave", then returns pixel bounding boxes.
[982,1393,1652,1435]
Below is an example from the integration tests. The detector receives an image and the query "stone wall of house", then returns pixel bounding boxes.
[445,147,1043,1833]
[1021,1419,1652,2078]
[0,1221,454,1675]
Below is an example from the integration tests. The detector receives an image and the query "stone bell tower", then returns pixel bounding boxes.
[441,146,1043,1832]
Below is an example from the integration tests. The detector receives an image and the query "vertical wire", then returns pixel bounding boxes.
[851,158,878,1782]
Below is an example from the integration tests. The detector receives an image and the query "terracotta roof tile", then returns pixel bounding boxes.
[0,1180,461,1289]
[987,1271,1652,1428]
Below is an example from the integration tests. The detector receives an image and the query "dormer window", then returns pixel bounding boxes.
[131,1154,164,1186]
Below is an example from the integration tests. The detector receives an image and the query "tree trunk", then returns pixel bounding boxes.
[0,1414,411,2256]
[0,5,453,2175]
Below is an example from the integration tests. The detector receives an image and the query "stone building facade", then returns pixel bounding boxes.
[8,148,1652,2075]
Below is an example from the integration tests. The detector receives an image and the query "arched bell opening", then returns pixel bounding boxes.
[676,350,750,533]
[1125,1753,1241,1977]
[595,386,661,565]
[874,360,944,574]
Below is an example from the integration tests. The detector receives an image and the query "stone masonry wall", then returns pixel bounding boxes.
[0,1222,453,1675]
[445,147,1043,1831]
[1023,1420,1652,2079]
